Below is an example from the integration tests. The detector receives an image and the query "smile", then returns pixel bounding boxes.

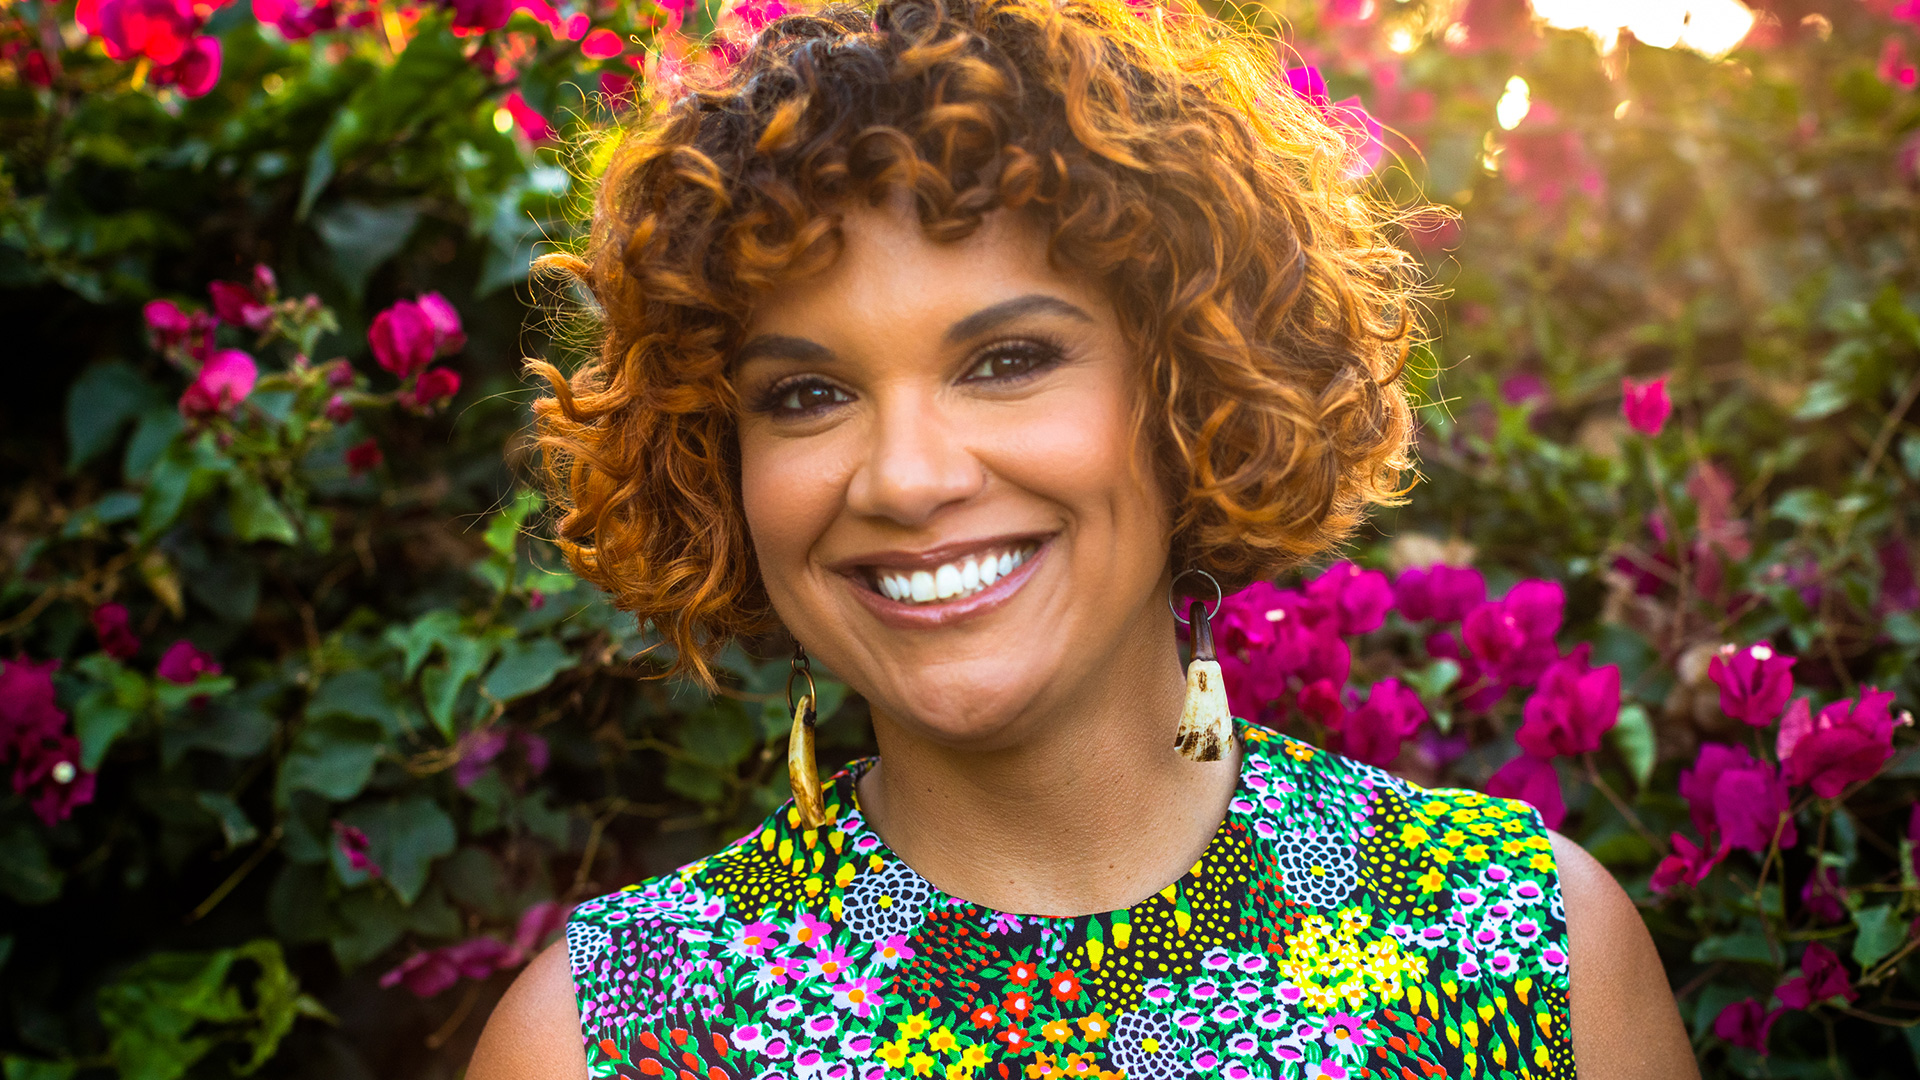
[835,535,1053,627]
[868,543,1037,605]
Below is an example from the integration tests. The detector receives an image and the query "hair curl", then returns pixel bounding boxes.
[531,0,1420,688]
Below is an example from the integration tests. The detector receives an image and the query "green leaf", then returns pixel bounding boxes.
[313,200,419,299]
[67,361,156,470]
[96,940,302,1080]
[481,637,574,703]
[0,818,63,905]
[194,792,259,851]
[123,405,185,480]
[276,717,384,805]
[307,669,411,739]
[337,794,455,905]
[385,609,462,681]
[74,694,139,771]
[1690,932,1774,965]
[1793,379,1850,420]
[1608,704,1656,790]
[3,1057,76,1080]
[228,476,300,545]
[1853,904,1906,969]
[1772,488,1833,526]
[682,700,756,769]
[330,888,406,971]
[484,488,545,559]
[420,635,496,738]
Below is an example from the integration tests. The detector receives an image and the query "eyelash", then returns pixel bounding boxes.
[748,337,1068,419]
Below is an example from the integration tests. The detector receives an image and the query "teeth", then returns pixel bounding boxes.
[871,545,1037,606]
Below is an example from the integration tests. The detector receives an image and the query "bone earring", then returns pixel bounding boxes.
[786,642,828,828]
[1172,569,1232,762]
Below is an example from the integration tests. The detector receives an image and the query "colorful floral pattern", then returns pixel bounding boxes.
[567,723,1575,1079]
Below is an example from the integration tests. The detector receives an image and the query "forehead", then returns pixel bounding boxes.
[743,197,1108,340]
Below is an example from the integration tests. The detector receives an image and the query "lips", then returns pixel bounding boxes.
[868,542,1038,605]
[833,534,1054,627]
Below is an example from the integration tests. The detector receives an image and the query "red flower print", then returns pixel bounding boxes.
[972,1005,1000,1028]
[1004,990,1033,1020]
[1008,960,1039,985]
[1002,1027,1036,1054]
[1047,970,1082,1001]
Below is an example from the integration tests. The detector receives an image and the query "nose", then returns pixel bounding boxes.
[844,391,986,526]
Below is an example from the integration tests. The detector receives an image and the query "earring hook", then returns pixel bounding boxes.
[1168,568,1223,624]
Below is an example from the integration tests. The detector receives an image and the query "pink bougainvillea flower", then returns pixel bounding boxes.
[1305,562,1393,636]
[508,899,569,963]
[1448,0,1534,53]
[1777,688,1905,798]
[156,640,221,684]
[1279,66,1383,178]
[399,367,462,412]
[1881,37,1919,89]
[94,0,197,64]
[502,89,552,140]
[13,730,96,826]
[1620,375,1672,436]
[177,349,258,420]
[332,819,381,876]
[144,299,192,348]
[1800,865,1847,924]
[252,0,336,39]
[1680,742,1796,855]
[453,728,542,788]
[448,0,511,33]
[1393,564,1486,624]
[1485,754,1564,829]
[1515,646,1621,759]
[209,279,273,331]
[580,27,623,59]
[0,658,66,761]
[1707,641,1795,727]
[91,604,141,661]
[149,33,221,98]
[1327,677,1425,767]
[369,300,438,378]
[1462,578,1563,688]
[1775,943,1857,1010]
[324,393,354,424]
[1295,677,1344,730]
[345,438,384,476]
[414,291,467,353]
[1713,998,1782,1056]
[380,937,514,997]
[1650,832,1726,895]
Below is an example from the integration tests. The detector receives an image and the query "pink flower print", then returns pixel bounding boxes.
[803,1013,838,1039]
[809,946,852,981]
[1322,1013,1370,1051]
[787,910,830,950]
[873,933,914,968]
[831,976,883,1018]
[732,921,779,958]
[754,956,797,988]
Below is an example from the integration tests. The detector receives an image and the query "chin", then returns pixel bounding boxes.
[865,661,1064,752]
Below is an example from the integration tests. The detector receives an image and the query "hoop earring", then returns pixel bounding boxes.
[1171,569,1232,762]
[786,642,828,828]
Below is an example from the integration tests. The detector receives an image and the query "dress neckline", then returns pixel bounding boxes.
[824,724,1256,925]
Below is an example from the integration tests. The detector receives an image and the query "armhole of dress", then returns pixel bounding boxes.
[564,905,613,1052]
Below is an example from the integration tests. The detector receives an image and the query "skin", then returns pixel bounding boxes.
[468,198,1699,1080]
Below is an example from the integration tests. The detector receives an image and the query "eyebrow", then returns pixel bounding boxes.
[732,293,1095,367]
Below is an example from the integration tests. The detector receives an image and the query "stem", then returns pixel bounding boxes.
[185,825,283,924]
[1582,754,1663,852]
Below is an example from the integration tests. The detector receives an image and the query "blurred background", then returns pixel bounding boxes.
[3,0,1920,1076]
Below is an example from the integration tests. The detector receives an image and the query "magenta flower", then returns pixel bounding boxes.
[1484,754,1564,830]
[1280,66,1384,178]
[1327,678,1424,768]
[788,910,830,950]
[507,899,569,963]
[369,301,437,378]
[502,90,553,141]
[156,640,221,685]
[345,438,384,476]
[177,350,258,420]
[831,975,884,1018]
[91,604,140,661]
[1462,578,1562,687]
[380,937,513,997]
[1295,677,1344,729]
[1713,998,1782,1056]
[1305,562,1393,636]
[1774,943,1857,1010]
[13,730,96,826]
[1778,689,1904,798]
[160,36,221,98]
[1649,832,1725,895]
[1392,564,1485,623]
[398,367,462,412]
[580,27,623,59]
[324,393,354,424]
[732,921,781,958]
[332,820,381,877]
[0,658,66,760]
[1680,743,1795,855]
[92,0,197,64]
[1515,647,1620,759]
[1707,642,1796,727]
[447,0,512,33]
[454,729,511,789]
[415,292,467,352]
[208,275,273,331]
[143,299,192,348]
[1621,375,1672,436]
[1800,866,1847,924]
[251,0,337,39]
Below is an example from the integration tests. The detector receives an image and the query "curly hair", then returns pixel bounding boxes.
[531,0,1420,688]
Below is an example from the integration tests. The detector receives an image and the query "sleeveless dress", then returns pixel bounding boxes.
[566,722,1577,1080]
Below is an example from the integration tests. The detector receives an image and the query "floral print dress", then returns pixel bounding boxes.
[566,722,1576,1080]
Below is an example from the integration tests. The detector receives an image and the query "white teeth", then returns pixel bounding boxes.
[873,545,1036,606]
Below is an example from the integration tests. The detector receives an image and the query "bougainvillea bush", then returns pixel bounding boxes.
[3,0,1920,1076]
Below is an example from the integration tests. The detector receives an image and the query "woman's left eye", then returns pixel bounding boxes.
[962,341,1063,383]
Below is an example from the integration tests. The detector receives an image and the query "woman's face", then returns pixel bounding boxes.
[734,199,1173,747]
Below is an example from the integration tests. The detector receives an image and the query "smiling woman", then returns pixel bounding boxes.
[471,1,1698,1078]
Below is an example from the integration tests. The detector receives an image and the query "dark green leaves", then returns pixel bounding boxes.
[67,362,159,470]
[95,941,313,1080]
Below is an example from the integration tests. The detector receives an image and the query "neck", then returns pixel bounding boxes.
[854,618,1242,917]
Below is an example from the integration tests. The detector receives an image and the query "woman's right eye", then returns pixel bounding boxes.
[768,378,854,417]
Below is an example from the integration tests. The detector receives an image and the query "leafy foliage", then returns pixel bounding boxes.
[1,0,1919,1077]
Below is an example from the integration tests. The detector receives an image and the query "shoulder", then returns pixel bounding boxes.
[1546,829,1701,1080]
[468,941,587,1080]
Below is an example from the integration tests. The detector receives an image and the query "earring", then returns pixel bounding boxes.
[786,642,828,828]
[1172,569,1232,762]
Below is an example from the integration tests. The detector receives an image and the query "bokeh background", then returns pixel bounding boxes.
[4,0,1920,1076]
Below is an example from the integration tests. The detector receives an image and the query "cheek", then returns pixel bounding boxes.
[739,431,843,581]
[991,377,1165,537]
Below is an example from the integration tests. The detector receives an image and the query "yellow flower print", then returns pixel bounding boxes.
[1530,852,1557,872]
[902,1013,932,1039]
[1431,847,1454,865]
[1398,823,1431,847]
[1063,1053,1100,1077]
[928,1026,959,1053]
[910,1052,937,1078]
[1078,1012,1111,1040]
[1041,1020,1073,1043]
[1501,839,1526,857]
[945,1065,972,1080]
[1502,818,1526,833]
[1416,867,1445,893]
[960,1045,989,1068]
[880,1039,911,1069]
[1464,843,1490,863]
[1338,908,1371,934]
[1285,741,1316,761]
[1468,822,1499,837]
[1024,1054,1059,1079]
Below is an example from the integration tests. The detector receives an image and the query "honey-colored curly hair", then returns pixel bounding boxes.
[531,0,1420,688]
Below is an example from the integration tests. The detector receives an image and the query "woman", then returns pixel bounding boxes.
[472,0,1697,1076]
